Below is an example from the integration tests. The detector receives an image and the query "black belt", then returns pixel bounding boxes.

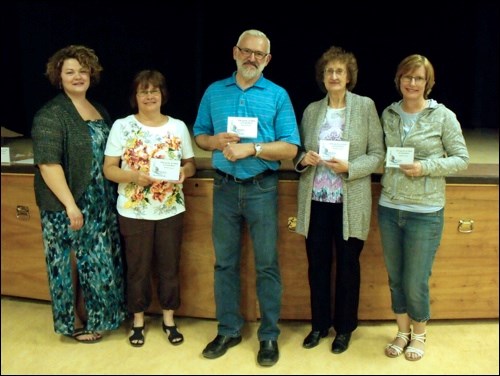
[215,169,276,183]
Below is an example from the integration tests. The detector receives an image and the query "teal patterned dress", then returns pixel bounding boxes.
[40,119,126,335]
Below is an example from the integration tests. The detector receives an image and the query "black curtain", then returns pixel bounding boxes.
[2,1,498,137]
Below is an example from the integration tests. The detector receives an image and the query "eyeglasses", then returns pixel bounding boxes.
[324,68,346,77]
[137,89,161,97]
[236,46,268,60]
[401,75,426,84]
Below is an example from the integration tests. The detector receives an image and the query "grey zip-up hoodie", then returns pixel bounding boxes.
[380,99,469,207]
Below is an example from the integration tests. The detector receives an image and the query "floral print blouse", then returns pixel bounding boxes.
[105,115,195,220]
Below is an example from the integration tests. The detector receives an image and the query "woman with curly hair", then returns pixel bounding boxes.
[32,45,127,343]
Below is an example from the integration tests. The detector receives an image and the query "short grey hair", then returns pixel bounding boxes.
[236,29,271,53]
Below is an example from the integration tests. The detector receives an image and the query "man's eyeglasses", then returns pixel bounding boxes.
[236,46,268,60]
[401,75,426,84]
[324,68,346,77]
[137,89,161,97]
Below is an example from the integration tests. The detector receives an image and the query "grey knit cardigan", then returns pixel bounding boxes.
[32,93,111,211]
[293,91,385,241]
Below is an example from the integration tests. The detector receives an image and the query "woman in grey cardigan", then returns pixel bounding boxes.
[293,46,384,354]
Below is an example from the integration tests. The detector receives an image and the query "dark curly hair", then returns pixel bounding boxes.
[45,45,102,88]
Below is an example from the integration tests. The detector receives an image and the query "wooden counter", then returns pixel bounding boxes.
[2,167,498,320]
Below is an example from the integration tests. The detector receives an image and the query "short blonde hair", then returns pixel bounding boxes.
[394,54,435,99]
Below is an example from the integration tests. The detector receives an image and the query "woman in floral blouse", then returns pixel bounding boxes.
[104,70,196,347]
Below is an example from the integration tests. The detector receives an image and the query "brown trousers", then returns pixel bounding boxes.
[118,213,184,313]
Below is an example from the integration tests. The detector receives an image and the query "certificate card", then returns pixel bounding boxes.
[150,158,181,181]
[1,147,10,165]
[386,147,414,168]
[319,140,350,161]
[227,117,258,138]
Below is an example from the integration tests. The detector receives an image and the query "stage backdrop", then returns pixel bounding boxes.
[2,1,498,137]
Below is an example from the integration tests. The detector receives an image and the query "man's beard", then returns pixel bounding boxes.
[239,62,262,80]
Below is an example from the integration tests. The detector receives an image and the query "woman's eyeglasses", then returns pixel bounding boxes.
[137,89,161,97]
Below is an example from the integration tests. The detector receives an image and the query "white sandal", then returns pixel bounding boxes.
[385,331,411,358]
[404,332,426,361]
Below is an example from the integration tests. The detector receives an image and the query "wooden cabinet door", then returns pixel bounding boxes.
[2,174,497,320]
[278,182,499,320]
[430,184,499,318]
[171,179,219,319]
[1,174,50,300]
[148,179,221,319]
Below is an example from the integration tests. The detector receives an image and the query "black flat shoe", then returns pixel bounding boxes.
[302,329,329,349]
[257,340,279,367]
[331,332,351,354]
[202,334,242,359]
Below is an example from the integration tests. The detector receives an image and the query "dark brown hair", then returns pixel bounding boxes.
[45,45,102,87]
[129,70,169,109]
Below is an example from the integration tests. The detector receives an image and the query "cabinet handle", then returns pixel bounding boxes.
[287,216,297,232]
[458,219,474,233]
[16,205,30,221]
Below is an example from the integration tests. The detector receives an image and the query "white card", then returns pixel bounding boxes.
[386,147,415,168]
[149,158,181,181]
[319,140,350,161]
[1,147,11,164]
[227,117,258,138]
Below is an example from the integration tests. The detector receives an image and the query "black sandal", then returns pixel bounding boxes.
[72,328,102,344]
[129,325,145,347]
[162,322,184,345]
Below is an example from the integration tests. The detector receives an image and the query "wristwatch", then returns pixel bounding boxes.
[254,143,263,157]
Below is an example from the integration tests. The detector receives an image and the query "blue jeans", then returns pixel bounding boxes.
[378,205,444,322]
[212,172,281,341]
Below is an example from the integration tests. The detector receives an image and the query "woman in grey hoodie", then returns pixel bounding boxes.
[379,54,469,361]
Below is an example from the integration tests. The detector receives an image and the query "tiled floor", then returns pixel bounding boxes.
[1,296,499,375]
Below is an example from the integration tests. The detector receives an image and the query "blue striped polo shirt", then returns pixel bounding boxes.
[193,72,300,180]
